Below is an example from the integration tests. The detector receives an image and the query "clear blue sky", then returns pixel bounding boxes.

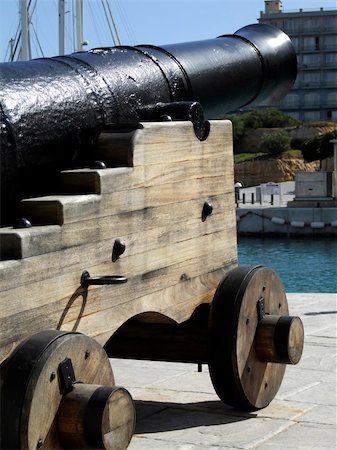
[1,0,336,60]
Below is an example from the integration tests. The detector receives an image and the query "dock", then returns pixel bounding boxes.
[236,182,337,236]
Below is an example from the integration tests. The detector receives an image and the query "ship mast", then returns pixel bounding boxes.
[75,0,84,51]
[20,0,30,60]
[58,0,65,55]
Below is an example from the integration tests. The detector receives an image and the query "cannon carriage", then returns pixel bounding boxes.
[0,24,304,449]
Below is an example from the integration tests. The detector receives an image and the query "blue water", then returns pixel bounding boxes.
[238,237,337,293]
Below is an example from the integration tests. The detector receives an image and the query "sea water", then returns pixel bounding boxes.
[238,237,337,293]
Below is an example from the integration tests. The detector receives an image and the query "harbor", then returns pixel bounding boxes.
[238,236,337,293]
[236,181,337,236]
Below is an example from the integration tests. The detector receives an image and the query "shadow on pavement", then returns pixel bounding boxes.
[134,399,256,434]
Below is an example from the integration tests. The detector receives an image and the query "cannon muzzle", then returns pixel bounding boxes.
[0,24,297,225]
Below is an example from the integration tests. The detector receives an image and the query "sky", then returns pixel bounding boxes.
[1,0,337,61]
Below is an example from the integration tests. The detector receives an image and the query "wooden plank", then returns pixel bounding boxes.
[95,121,233,168]
[0,206,236,294]
[0,192,233,260]
[0,227,236,311]
[0,226,61,260]
[0,120,236,364]
[21,160,231,226]
[0,261,236,363]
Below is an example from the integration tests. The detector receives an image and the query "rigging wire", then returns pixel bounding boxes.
[30,22,44,57]
[4,0,131,60]
[100,0,117,46]
[105,0,121,45]
[30,0,45,57]
[87,0,104,46]
[115,0,135,45]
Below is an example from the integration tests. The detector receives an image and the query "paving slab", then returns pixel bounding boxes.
[110,293,337,449]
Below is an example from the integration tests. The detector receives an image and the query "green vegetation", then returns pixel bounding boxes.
[260,130,291,157]
[233,149,302,164]
[225,108,337,163]
[300,130,337,162]
[224,108,300,144]
[234,152,268,164]
[281,149,303,159]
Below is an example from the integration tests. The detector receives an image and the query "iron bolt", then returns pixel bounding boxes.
[112,239,126,262]
[13,217,32,229]
[202,202,213,221]
[91,160,106,169]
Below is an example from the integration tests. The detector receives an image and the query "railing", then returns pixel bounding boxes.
[283,7,337,13]
[295,81,337,88]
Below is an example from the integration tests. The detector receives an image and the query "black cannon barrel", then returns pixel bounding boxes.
[0,24,297,225]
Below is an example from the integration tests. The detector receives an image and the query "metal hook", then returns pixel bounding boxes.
[81,271,127,288]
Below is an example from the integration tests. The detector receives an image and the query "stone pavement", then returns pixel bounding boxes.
[111,293,337,449]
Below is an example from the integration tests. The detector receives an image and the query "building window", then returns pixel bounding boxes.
[287,112,300,120]
[304,93,320,106]
[324,35,337,50]
[303,54,321,66]
[315,37,320,51]
[304,111,320,121]
[327,92,337,107]
[284,19,300,33]
[324,17,337,32]
[284,93,299,107]
[326,111,337,120]
[303,36,318,51]
[325,53,337,66]
[323,72,337,86]
[302,72,320,86]
[303,18,320,32]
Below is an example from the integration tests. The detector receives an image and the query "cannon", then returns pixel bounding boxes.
[0,24,303,449]
[0,23,297,225]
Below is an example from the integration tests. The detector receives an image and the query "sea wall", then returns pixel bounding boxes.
[237,207,337,236]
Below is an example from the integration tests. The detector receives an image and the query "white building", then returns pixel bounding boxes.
[259,1,337,121]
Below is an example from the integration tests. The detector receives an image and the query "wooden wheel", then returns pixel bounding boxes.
[0,331,135,449]
[208,265,304,411]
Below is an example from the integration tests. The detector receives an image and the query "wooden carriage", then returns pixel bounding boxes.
[0,120,303,449]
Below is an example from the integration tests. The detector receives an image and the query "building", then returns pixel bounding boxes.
[258,1,337,121]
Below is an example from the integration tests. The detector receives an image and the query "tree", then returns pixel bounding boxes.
[240,108,299,129]
[260,131,291,157]
[301,130,337,162]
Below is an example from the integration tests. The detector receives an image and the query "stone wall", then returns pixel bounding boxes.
[234,158,319,187]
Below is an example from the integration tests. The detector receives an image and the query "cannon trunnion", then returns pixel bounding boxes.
[0,121,303,449]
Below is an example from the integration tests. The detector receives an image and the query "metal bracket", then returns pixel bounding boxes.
[58,357,76,393]
[142,101,210,141]
[257,297,265,321]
